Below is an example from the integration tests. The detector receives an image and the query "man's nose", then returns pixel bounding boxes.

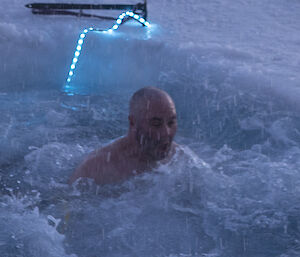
[159,123,170,138]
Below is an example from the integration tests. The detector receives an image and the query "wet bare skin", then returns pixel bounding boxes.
[70,87,178,185]
[70,138,178,185]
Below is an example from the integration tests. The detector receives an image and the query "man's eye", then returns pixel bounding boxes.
[168,120,176,127]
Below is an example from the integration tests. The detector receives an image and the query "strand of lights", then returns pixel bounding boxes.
[64,11,151,95]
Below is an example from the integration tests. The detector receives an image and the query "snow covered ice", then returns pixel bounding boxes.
[1,0,300,256]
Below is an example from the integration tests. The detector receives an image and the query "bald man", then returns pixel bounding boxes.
[70,87,178,185]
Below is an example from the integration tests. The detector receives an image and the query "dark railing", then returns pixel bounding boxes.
[25,1,147,19]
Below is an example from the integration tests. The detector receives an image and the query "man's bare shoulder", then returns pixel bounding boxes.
[69,137,127,184]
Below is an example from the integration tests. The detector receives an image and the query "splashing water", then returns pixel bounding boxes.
[1,0,300,256]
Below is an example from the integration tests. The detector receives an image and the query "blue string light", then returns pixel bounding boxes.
[64,11,151,95]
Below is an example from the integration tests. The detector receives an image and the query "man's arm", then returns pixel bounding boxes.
[69,149,107,184]
[69,156,94,184]
[69,148,122,185]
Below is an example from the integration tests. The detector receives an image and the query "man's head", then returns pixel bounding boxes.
[128,87,177,161]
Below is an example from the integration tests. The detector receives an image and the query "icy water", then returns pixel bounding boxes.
[1,70,300,257]
[1,0,300,256]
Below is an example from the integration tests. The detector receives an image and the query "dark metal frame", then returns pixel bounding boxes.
[25,1,147,20]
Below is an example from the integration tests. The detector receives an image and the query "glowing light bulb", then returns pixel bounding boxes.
[145,21,150,27]
[73,58,78,63]
[134,14,139,19]
[76,45,81,51]
[108,29,113,33]
[71,64,75,70]
[128,12,134,16]
[67,78,71,82]
[116,19,122,24]
[69,71,73,76]
[139,18,145,23]
[75,51,80,57]
[78,39,83,45]
[83,29,88,33]
[112,25,118,30]
[80,33,86,39]
[89,27,93,31]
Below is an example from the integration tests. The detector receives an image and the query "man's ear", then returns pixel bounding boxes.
[128,115,135,128]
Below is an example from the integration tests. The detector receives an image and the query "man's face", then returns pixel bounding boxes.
[135,97,177,161]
